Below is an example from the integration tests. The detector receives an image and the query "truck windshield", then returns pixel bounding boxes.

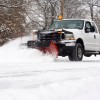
[49,20,84,30]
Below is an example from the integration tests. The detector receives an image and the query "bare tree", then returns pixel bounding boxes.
[81,0,100,20]
[0,0,26,45]
[63,0,87,19]
[25,0,59,30]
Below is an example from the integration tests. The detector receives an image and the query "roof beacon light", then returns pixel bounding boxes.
[58,15,63,20]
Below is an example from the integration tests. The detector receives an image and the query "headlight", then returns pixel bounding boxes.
[66,34,75,40]
[67,37,76,40]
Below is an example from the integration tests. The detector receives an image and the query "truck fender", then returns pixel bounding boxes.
[76,38,85,51]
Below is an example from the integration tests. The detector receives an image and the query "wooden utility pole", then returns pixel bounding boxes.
[90,0,94,21]
[60,0,64,17]
[89,3,94,21]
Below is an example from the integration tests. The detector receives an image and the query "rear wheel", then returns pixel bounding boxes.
[68,43,83,61]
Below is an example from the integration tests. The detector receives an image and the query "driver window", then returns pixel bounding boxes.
[85,22,91,29]
[85,21,92,32]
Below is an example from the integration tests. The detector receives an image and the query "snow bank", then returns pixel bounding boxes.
[0,76,100,100]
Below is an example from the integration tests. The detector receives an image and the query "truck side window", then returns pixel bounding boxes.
[85,22,91,29]
[85,21,91,33]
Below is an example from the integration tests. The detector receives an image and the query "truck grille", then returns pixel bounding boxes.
[38,33,60,41]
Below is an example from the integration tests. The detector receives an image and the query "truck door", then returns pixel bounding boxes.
[84,21,97,51]
[92,22,100,51]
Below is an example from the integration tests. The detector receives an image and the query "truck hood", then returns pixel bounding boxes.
[38,29,82,40]
[55,29,83,39]
[38,30,58,35]
[63,29,83,34]
[39,29,73,35]
[55,29,82,34]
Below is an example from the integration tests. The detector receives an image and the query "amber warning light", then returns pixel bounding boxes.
[58,15,63,20]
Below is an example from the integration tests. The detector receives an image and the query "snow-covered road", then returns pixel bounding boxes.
[0,37,100,100]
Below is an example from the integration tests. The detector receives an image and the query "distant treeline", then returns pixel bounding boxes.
[0,0,100,44]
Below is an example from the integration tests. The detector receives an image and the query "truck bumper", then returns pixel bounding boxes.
[61,40,76,46]
[58,40,76,56]
[27,40,76,57]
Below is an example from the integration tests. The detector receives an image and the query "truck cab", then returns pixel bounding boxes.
[49,19,100,51]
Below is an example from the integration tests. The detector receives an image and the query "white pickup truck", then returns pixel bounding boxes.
[28,19,100,61]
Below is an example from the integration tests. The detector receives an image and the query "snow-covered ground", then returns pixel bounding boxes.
[0,36,100,100]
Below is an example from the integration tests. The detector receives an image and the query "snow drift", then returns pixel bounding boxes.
[0,36,54,63]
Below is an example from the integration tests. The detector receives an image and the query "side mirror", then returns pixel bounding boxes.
[85,28,90,33]
[85,26,95,33]
[91,26,95,32]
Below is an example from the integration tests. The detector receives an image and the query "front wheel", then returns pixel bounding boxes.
[68,43,83,61]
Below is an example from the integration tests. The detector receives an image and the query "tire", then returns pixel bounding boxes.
[68,43,83,61]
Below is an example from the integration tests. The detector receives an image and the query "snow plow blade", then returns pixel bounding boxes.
[27,40,58,57]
